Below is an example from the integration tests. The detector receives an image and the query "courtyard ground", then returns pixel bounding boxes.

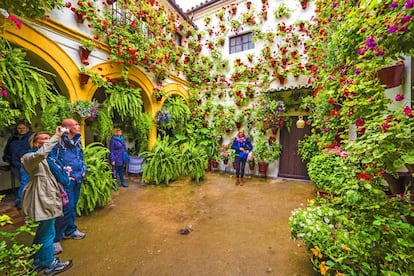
[1,172,318,276]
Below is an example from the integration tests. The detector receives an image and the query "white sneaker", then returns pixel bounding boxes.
[53,242,62,255]
[63,230,86,240]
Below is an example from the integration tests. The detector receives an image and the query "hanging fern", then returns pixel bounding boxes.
[133,113,152,154]
[77,143,114,216]
[104,83,143,120]
[164,96,190,132]
[39,95,72,133]
[0,37,57,126]
[90,108,113,143]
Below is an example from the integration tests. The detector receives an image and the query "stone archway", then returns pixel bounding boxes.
[2,22,81,101]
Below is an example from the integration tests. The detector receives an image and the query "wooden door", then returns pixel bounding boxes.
[278,116,310,179]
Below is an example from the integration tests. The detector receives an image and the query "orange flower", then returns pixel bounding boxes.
[319,261,329,275]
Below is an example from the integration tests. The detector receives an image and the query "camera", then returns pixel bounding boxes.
[60,127,69,133]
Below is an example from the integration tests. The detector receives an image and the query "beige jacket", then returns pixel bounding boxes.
[21,135,63,222]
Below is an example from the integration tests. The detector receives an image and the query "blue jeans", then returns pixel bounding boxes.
[33,218,55,267]
[235,156,247,178]
[54,179,81,241]
[114,165,126,185]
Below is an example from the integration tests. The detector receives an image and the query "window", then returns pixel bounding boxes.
[229,32,254,54]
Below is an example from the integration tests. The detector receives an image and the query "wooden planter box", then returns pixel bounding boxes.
[377,61,404,89]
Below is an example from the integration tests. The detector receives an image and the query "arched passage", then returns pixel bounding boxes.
[2,22,81,101]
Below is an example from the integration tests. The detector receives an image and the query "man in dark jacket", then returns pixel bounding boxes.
[52,118,87,254]
[2,122,33,201]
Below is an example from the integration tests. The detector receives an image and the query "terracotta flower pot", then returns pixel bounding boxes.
[300,1,308,9]
[206,160,212,172]
[212,160,219,168]
[223,158,229,165]
[377,61,404,89]
[79,46,91,61]
[258,162,268,174]
[79,73,90,85]
[75,12,84,24]
[249,162,255,170]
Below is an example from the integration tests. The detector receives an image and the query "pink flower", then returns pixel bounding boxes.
[381,123,390,133]
[403,106,413,117]
[355,118,365,127]
[8,15,22,29]
[395,94,405,101]
[1,89,7,96]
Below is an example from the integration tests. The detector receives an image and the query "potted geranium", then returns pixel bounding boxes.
[79,38,95,62]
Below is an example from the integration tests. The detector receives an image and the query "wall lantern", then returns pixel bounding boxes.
[296,115,305,129]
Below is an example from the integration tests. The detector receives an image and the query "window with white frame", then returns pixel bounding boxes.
[229,32,254,54]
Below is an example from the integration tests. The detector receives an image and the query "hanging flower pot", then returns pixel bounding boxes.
[258,162,269,174]
[235,122,242,129]
[278,76,286,85]
[79,46,91,61]
[79,73,90,85]
[106,0,117,4]
[75,12,84,24]
[377,61,404,89]
[300,0,308,9]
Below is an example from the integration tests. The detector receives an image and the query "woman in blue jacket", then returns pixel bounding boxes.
[109,127,128,188]
[231,129,253,186]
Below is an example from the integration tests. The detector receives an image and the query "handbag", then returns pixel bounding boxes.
[240,151,248,160]
[57,182,69,207]
[123,151,130,163]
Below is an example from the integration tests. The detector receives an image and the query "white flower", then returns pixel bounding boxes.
[0,8,9,18]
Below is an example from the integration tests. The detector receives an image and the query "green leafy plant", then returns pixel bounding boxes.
[253,134,282,164]
[178,142,208,182]
[0,196,40,275]
[39,95,73,134]
[133,113,153,155]
[77,142,114,216]
[0,0,64,19]
[90,107,113,142]
[141,137,181,185]
[161,96,191,136]
[0,37,58,129]
[104,83,143,121]
[274,3,291,19]
[297,134,322,164]
[79,38,95,51]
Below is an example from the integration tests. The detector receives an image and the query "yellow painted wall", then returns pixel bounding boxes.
[1,20,190,149]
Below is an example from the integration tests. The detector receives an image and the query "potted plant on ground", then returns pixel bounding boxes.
[254,134,282,175]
